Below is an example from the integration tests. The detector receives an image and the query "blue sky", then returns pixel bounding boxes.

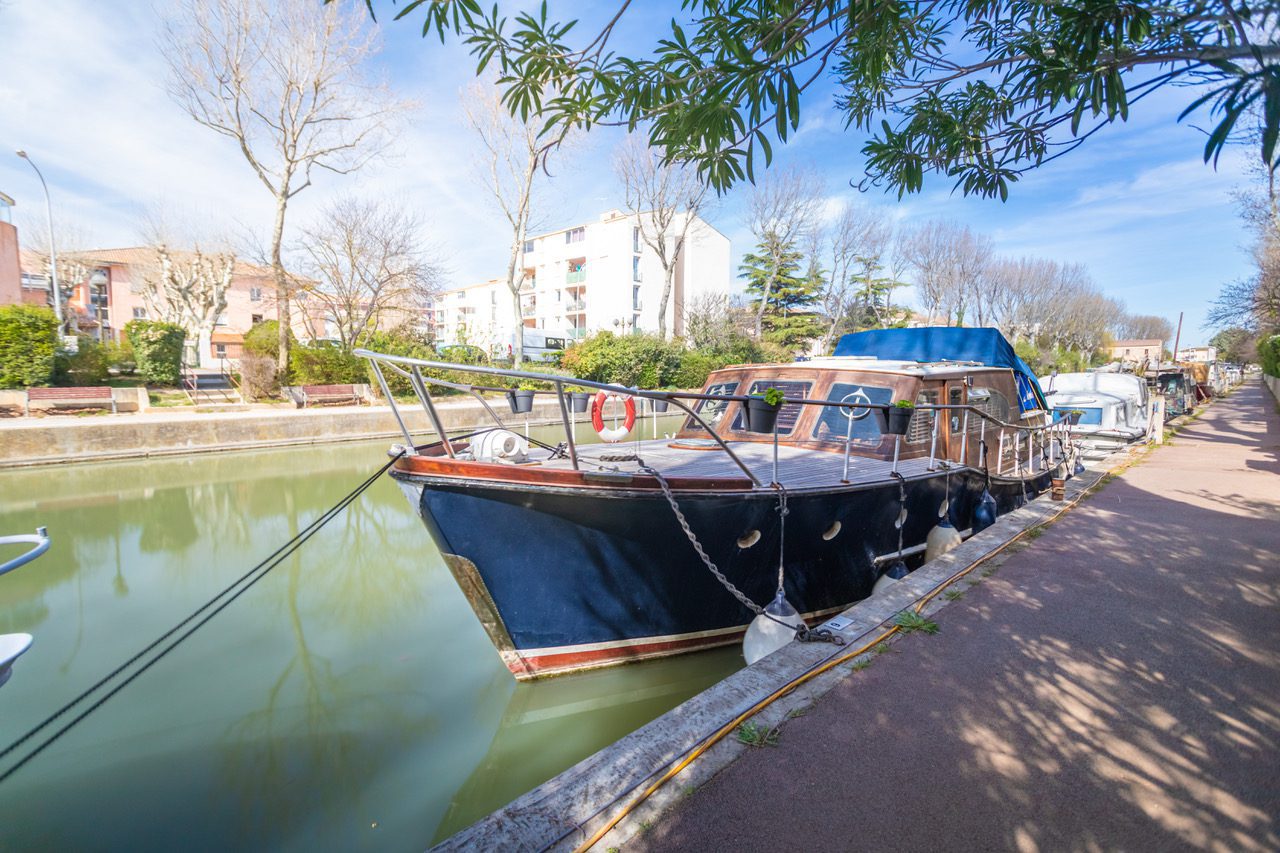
[0,0,1261,346]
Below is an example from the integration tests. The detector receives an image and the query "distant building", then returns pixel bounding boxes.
[1176,346,1216,364]
[431,209,730,350]
[19,247,289,367]
[0,193,19,307]
[1108,339,1163,363]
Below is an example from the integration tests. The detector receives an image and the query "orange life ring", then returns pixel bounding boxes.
[591,391,636,442]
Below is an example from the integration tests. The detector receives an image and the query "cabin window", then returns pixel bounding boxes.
[684,381,739,431]
[907,390,938,443]
[968,386,1011,431]
[812,383,893,443]
[732,380,812,435]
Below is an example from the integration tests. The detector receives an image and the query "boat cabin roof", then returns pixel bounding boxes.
[714,357,1009,379]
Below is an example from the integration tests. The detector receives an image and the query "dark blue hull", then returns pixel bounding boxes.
[395,466,1054,678]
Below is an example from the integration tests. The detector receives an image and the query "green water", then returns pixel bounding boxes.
[0,424,740,851]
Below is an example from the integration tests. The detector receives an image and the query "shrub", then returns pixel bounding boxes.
[55,336,110,385]
[243,320,296,361]
[1260,334,1280,378]
[290,342,366,385]
[239,353,280,401]
[360,329,436,396]
[103,337,136,375]
[559,332,683,388]
[124,320,186,386]
[0,305,59,388]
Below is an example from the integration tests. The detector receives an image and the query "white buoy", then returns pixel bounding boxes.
[925,517,963,561]
[742,591,804,665]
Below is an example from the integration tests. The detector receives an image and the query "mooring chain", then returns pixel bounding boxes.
[638,462,842,646]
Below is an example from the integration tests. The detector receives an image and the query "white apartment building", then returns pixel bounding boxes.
[432,209,730,350]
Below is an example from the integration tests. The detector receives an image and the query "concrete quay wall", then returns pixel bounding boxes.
[0,398,572,468]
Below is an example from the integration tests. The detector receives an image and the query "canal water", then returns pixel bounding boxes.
[0,420,741,851]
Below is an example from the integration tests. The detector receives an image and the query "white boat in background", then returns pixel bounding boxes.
[1041,372,1150,446]
[0,527,50,688]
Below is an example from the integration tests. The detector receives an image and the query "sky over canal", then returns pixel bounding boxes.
[0,0,1258,345]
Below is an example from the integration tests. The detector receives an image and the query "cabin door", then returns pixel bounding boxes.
[943,381,968,465]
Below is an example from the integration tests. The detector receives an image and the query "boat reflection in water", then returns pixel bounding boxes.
[360,327,1079,682]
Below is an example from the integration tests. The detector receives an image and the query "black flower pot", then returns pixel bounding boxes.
[743,397,781,433]
[568,391,590,413]
[1066,411,1082,426]
[878,406,914,436]
[507,389,535,414]
[651,398,670,413]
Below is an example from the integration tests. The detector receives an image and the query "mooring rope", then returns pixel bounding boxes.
[0,451,404,785]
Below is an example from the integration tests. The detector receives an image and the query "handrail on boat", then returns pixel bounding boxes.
[354,350,1073,485]
[0,528,50,578]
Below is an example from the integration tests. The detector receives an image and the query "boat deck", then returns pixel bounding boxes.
[533,439,1039,490]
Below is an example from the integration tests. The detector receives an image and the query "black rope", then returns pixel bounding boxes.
[0,452,403,785]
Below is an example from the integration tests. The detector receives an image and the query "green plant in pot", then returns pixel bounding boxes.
[1064,408,1085,425]
[507,381,538,414]
[879,398,915,436]
[565,385,592,413]
[744,386,785,434]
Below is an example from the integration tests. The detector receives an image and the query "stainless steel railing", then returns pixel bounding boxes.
[354,350,1075,488]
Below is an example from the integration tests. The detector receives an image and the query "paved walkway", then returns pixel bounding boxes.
[643,382,1280,853]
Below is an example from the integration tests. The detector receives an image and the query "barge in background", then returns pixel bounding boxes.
[359,328,1077,680]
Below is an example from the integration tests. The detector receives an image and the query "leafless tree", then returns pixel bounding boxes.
[900,221,992,326]
[21,216,96,335]
[683,292,756,352]
[295,196,441,349]
[1116,314,1174,344]
[463,81,562,366]
[745,167,823,338]
[162,0,408,373]
[814,204,895,350]
[1209,161,1280,333]
[986,256,1067,340]
[614,133,709,339]
[140,247,236,364]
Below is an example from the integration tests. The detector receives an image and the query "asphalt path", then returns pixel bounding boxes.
[642,381,1280,853]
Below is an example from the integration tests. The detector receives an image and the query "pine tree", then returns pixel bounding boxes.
[741,239,824,351]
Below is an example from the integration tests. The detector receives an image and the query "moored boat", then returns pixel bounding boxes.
[359,328,1075,680]
[1041,371,1151,447]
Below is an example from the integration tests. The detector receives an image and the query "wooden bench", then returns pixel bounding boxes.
[299,384,363,407]
[26,386,117,415]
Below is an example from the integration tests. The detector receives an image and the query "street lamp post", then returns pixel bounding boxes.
[15,151,64,331]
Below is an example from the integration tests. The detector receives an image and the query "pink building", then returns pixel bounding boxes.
[19,247,298,366]
[0,193,21,307]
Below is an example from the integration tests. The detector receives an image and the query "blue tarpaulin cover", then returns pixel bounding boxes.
[833,327,1048,412]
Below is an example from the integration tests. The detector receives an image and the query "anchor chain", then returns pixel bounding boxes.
[638,461,842,646]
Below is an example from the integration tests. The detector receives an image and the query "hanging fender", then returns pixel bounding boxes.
[591,391,637,443]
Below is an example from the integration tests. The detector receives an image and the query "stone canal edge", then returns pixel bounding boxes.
[437,388,1263,851]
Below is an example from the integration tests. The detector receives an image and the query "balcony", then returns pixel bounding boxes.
[565,299,586,312]
[521,301,537,317]
[568,328,588,340]
[565,269,586,284]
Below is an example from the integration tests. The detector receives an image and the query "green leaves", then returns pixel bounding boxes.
[376,0,1280,196]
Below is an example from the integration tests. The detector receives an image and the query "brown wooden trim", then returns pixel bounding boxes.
[393,454,754,491]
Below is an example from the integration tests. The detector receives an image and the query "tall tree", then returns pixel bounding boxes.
[614,133,709,339]
[1116,314,1174,344]
[1209,158,1280,334]
[901,221,992,326]
[463,81,559,367]
[384,1,1279,197]
[745,168,823,339]
[742,240,823,351]
[296,196,441,350]
[163,0,406,374]
[814,204,895,351]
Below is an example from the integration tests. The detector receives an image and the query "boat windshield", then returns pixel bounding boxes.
[811,382,892,444]
[684,380,739,431]
[730,379,812,435]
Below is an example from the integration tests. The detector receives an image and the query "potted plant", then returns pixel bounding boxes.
[878,399,915,436]
[743,386,785,433]
[1064,409,1084,426]
[650,396,670,413]
[507,383,537,414]
[566,387,591,413]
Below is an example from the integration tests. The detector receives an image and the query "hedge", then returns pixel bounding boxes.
[290,341,366,385]
[125,320,186,385]
[0,304,59,388]
[1260,334,1280,378]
